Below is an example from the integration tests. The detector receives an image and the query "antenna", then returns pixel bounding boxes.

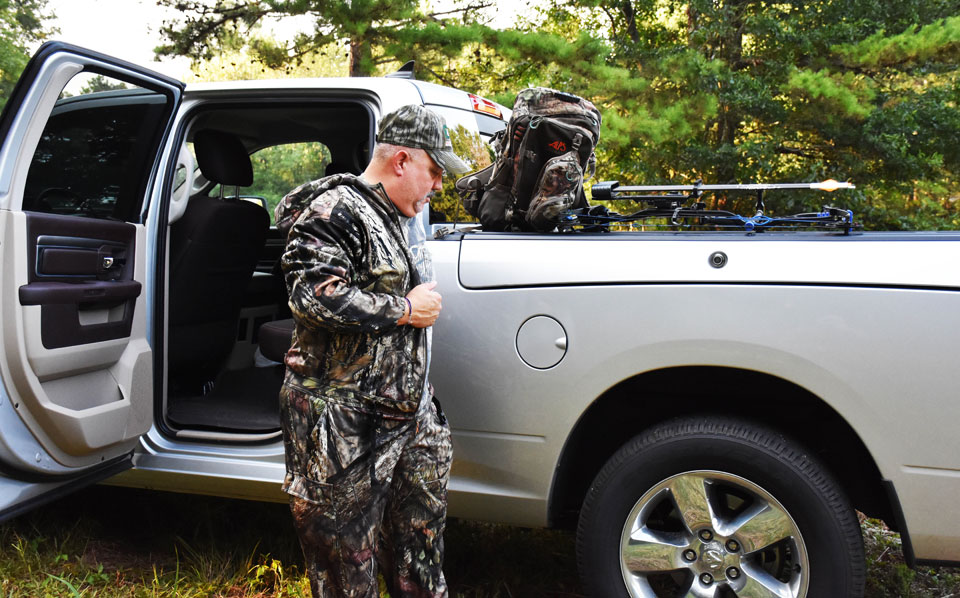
[386,61,416,79]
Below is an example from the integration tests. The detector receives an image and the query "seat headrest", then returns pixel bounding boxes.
[325,162,353,176]
[194,129,253,187]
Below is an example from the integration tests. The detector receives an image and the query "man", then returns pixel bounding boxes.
[274,104,471,598]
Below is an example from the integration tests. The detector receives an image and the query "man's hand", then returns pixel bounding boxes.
[400,281,442,328]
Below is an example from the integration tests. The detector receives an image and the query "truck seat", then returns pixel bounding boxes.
[168,129,269,389]
[258,318,295,363]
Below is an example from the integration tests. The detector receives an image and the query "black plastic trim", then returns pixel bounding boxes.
[0,454,133,523]
[882,479,917,568]
[19,280,141,305]
[881,480,960,568]
[915,558,960,568]
[458,230,960,242]
[460,279,960,293]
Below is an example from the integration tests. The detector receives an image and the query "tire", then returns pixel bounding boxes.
[576,417,865,598]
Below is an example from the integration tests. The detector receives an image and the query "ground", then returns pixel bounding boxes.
[0,486,957,597]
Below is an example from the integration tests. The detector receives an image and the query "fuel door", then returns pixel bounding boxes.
[516,315,568,369]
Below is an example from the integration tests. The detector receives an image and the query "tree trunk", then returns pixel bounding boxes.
[620,1,641,44]
[687,4,698,45]
[715,0,745,183]
[349,36,373,77]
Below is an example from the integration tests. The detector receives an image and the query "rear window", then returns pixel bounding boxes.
[205,141,334,225]
[423,105,504,224]
[428,104,506,142]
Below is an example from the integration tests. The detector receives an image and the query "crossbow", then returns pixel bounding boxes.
[562,179,860,234]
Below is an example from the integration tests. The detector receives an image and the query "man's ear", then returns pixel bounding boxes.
[390,149,411,177]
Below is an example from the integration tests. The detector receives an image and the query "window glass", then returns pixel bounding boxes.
[209,141,332,225]
[173,162,188,194]
[428,105,506,142]
[424,106,504,224]
[22,72,172,222]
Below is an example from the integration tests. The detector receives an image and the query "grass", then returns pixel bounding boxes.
[861,514,960,598]
[0,487,309,598]
[0,486,957,597]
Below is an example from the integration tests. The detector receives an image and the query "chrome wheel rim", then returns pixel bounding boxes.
[619,470,810,598]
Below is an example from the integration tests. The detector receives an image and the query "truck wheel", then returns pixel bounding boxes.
[576,417,865,598]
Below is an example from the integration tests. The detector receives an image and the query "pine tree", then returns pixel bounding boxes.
[155,0,494,77]
[523,0,960,228]
[156,0,960,228]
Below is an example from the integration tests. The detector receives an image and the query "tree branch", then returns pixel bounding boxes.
[419,63,459,87]
[426,2,493,20]
[775,144,824,159]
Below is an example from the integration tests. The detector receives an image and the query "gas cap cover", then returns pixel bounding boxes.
[516,316,568,369]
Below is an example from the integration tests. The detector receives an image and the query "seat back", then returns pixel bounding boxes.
[168,129,269,389]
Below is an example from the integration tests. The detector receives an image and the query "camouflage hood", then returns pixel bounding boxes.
[275,173,401,241]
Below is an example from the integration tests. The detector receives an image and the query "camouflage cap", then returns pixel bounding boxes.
[377,104,471,175]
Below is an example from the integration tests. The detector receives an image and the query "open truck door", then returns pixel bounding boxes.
[0,42,182,520]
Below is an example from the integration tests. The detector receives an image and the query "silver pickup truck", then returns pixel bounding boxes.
[1,42,958,598]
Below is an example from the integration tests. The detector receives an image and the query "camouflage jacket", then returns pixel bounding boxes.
[275,174,427,415]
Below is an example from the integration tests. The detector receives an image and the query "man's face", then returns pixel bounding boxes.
[394,149,444,218]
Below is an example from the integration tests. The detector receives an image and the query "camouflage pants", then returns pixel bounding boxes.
[281,385,452,598]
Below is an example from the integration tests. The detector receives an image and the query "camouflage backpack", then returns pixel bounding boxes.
[456,87,602,232]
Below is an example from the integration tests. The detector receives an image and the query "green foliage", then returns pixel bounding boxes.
[246,141,332,221]
[155,0,959,229]
[211,141,332,223]
[155,0,486,77]
[785,69,876,119]
[833,15,960,69]
[497,0,960,229]
[78,74,128,94]
[0,0,56,110]
[861,515,960,597]
[0,0,946,230]
[183,42,349,82]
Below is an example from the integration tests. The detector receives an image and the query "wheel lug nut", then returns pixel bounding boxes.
[698,529,713,542]
[727,566,741,579]
[726,539,740,552]
[700,573,713,586]
[682,549,697,562]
